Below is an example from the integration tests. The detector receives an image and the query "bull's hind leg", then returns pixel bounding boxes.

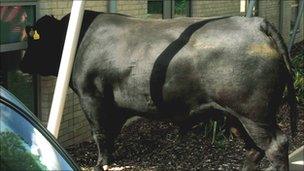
[228,119,265,171]
[79,84,127,171]
[188,102,289,170]
[242,148,264,171]
[240,119,289,171]
[265,128,289,171]
[188,102,266,170]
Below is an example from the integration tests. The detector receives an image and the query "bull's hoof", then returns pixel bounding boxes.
[92,165,109,171]
[265,166,275,171]
[265,166,287,171]
[103,165,109,171]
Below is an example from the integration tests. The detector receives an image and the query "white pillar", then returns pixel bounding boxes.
[47,0,85,138]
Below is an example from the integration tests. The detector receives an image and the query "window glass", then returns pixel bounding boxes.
[0,103,73,171]
[0,50,36,112]
[147,0,163,19]
[174,0,189,17]
[0,5,35,44]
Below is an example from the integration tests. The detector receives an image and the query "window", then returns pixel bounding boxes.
[174,0,190,18]
[148,0,191,19]
[0,2,37,52]
[147,0,163,19]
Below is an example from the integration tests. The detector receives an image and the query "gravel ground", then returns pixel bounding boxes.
[66,41,304,170]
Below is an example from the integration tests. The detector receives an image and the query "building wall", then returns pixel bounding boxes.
[37,0,107,18]
[192,0,241,17]
[258,0,303,44]
[258,0,280,29]
[191,0,303,44]
[281,0,304,44]
[117,0,147,17]
[39,76,89,147]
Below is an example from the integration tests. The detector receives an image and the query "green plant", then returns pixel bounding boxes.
[175,0,187,15]
[201,118,229,149]
[292,53,304,106]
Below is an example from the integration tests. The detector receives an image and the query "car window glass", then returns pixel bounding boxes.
[0,103,73,171]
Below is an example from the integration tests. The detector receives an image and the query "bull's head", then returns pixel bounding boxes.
[20,15,63,76]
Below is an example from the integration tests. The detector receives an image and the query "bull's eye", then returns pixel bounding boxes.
[29,30,35,37]
[33,30,40,40]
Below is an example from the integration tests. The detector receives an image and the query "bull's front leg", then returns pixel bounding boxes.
[79,93,126,171]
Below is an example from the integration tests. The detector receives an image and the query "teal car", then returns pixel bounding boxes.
[0,86,79,171]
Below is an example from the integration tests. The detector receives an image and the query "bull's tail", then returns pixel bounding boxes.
[260,20,298,137]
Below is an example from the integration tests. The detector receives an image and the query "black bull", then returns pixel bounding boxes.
[20,11,298,170]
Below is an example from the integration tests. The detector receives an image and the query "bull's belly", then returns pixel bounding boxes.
[113,86,193,122]
[113,79,190,121]
[113,88,157,113]
[112,73,158,114]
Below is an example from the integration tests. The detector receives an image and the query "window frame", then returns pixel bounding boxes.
[147,0,192,19]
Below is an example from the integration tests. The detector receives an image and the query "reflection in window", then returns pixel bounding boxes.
[0,103,73,170]
[0,5,35,44]
[0,131,48,170]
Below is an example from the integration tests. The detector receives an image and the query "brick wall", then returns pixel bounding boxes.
[37,0,107,18]
[191,0,303,44]
[192,0,241,17]
[258,0,303,44]
[280,0,304,44]
[117,0,147,17]
[258,0,280,29]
